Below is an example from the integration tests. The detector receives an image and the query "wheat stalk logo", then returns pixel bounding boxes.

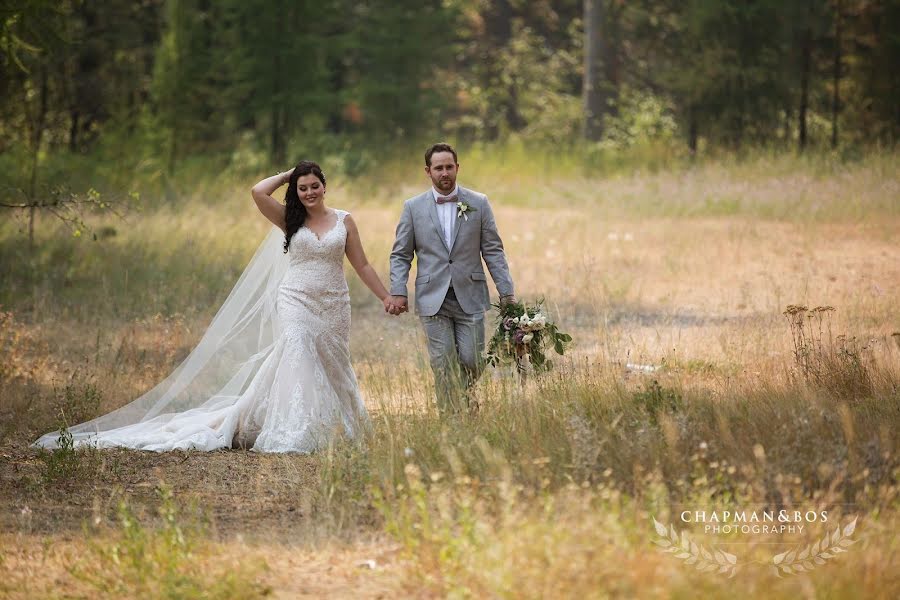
[652,515,859,579]
[771,516,858,577]
[652,517,739,578]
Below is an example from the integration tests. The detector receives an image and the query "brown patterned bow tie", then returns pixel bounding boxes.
[435,195,457,205]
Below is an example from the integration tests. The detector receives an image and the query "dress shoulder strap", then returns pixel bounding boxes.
[336,209,349,223]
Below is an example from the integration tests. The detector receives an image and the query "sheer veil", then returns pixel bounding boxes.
[33,225,289,449]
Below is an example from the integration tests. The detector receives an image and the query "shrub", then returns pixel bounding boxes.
[783,305,875,399]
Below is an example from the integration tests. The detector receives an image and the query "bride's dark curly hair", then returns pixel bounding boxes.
[283,160,326,253]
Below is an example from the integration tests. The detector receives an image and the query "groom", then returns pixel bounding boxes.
[387,143,516,413]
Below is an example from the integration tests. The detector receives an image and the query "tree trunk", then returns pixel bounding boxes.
[28,66,49,250]
[601,2,621,118]
[168,113,178,176]
[271,53,285,165]
[583,0,605,140]
[831,0,842,149]
[483,0,523,132]
[734,82,745,151]
[784,103,793,147]
[505,84,526,131]
[269,0,286,165]
[166,0,186,177]
[798,27,811,152]
[69,109,80,152]
[327,61,345,135]
[688,105,698,157]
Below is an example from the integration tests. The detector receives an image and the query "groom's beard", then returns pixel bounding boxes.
[434,177,455,192]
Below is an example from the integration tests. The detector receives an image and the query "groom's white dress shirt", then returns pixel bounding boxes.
[432,184,458,250]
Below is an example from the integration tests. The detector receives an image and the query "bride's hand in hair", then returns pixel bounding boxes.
[251,171,292,231]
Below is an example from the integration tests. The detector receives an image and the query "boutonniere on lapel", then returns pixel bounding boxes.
[456,201,477,221]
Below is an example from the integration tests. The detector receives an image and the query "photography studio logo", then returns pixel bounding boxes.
[651,509,859,578]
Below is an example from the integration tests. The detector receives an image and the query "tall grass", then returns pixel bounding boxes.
[1,152,898,597]
[320,361,899,519]
[3,151,898,323]
[313,360,899,597]
[67,484,269,599]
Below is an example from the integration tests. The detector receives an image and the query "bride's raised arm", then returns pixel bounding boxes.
[250,170,292,231]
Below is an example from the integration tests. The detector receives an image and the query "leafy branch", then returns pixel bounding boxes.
[2,186,131,241]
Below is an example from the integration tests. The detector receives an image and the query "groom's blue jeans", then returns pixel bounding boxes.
[420,287,485,413]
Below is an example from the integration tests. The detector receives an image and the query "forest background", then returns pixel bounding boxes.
[1,2,899,598]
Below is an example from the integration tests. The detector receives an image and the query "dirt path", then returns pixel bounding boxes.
[1,444,324,536]
[0,531,407,599]
[0,443,411,597]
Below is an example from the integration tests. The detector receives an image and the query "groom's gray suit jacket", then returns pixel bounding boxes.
[390,187,514,317]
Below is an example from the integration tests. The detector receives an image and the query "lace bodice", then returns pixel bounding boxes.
[285,209,349,287]
[288,209,348,261]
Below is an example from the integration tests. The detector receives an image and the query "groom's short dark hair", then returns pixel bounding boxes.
[425,143,458,167]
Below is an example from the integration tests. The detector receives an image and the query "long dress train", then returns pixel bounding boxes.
[33,209,369,453]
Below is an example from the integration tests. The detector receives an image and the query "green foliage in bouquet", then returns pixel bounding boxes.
[485,299,572,372]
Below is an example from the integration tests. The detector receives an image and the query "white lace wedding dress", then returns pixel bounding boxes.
[33,209,369,453]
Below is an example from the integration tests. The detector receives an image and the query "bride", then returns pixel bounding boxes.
[33,160,399,453]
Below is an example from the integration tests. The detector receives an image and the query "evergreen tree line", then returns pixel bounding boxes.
[1,0,898,176]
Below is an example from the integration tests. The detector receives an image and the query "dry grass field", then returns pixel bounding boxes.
[1,153,899,598]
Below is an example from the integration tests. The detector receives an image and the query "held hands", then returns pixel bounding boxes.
[383,295,408,316]
[384,295,510,314]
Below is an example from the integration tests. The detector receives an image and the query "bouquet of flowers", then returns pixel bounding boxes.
[485,299,572,373]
